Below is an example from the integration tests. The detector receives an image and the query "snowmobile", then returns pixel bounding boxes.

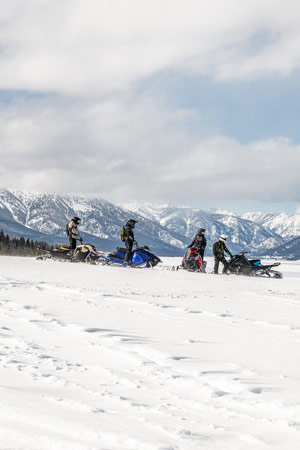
[180,248,207,273]
[37,244,99,263]
[37,245,72,261]
[227,251,282,278]
[87,245,161,268]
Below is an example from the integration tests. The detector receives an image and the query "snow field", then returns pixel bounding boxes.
[0,256,299,450]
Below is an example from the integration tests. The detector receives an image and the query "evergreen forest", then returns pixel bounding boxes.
[0,230,52,257]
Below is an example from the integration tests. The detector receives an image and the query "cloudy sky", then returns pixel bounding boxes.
[0,0,300,214]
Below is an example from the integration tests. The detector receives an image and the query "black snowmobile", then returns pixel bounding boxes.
[37,245,71,261]
[37,244,99,263]
[227,251,282,278]
[180,248,207,273]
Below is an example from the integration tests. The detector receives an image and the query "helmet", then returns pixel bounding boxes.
[198,228,206,234]
[126,219,137,228]
[72,216,81,224]
[219,234,227,242]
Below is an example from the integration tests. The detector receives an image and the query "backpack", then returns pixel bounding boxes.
[120,226,125,241]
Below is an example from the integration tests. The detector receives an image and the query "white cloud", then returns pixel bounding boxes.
[0,95,299,204]
[1,0,300,95]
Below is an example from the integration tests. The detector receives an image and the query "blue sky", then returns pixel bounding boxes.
[135,70,300,214]
[142,71,300,145]
[0,0,299,215]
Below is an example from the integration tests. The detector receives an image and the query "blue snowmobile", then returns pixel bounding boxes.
[86,245,161,268]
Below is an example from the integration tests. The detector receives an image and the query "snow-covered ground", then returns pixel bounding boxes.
[0,255,299,450]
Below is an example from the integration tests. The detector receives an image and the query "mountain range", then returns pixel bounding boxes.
[242,212,300,239]
[0,189,299,258]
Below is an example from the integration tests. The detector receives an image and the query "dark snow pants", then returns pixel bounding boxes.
[69,237,77,250]
[199,249,205,261]
[214,256,228,274]
[124,239,133,263]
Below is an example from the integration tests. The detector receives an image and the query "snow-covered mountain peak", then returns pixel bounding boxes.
[121,202,178,222]
[209,207,236,216]
[242,211,300,239]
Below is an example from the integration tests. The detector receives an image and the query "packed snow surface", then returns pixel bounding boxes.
[0,255,300,450]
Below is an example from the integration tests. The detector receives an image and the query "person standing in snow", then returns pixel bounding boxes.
[213,235,232,274]
[122,219,138,264]
[68,216,83,250]
[188,228,207,261]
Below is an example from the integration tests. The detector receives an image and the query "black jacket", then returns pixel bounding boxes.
[124,226,134,243]
[213,240,232,258]
[188,234,206,252]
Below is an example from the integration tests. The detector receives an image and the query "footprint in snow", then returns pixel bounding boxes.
[249,387,263,394]
[84,328,116,333]
[169,356,189,361]
[212,390,229,397]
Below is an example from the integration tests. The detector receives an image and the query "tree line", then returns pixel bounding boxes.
[0,230,52,257]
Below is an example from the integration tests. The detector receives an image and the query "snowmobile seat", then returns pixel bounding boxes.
[73,244,98,262]
[250,259,261,266]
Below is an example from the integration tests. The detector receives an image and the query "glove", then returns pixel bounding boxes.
[134,240,138,246]
[80,238,83,244]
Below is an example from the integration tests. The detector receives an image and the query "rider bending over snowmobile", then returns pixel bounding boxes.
[188,228,206,260]
[213,235,232,274]
[122,219,138,264]
[67,216,83,249]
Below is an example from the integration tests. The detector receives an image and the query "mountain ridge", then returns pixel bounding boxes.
[242,211,300,239]
[0,189,299,258]
[0,189,189,255]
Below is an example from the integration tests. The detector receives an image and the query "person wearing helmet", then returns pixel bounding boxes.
[188,228,207,261]
[68,216,83,250]
[213,235,232,274]
[123,219,138,264]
